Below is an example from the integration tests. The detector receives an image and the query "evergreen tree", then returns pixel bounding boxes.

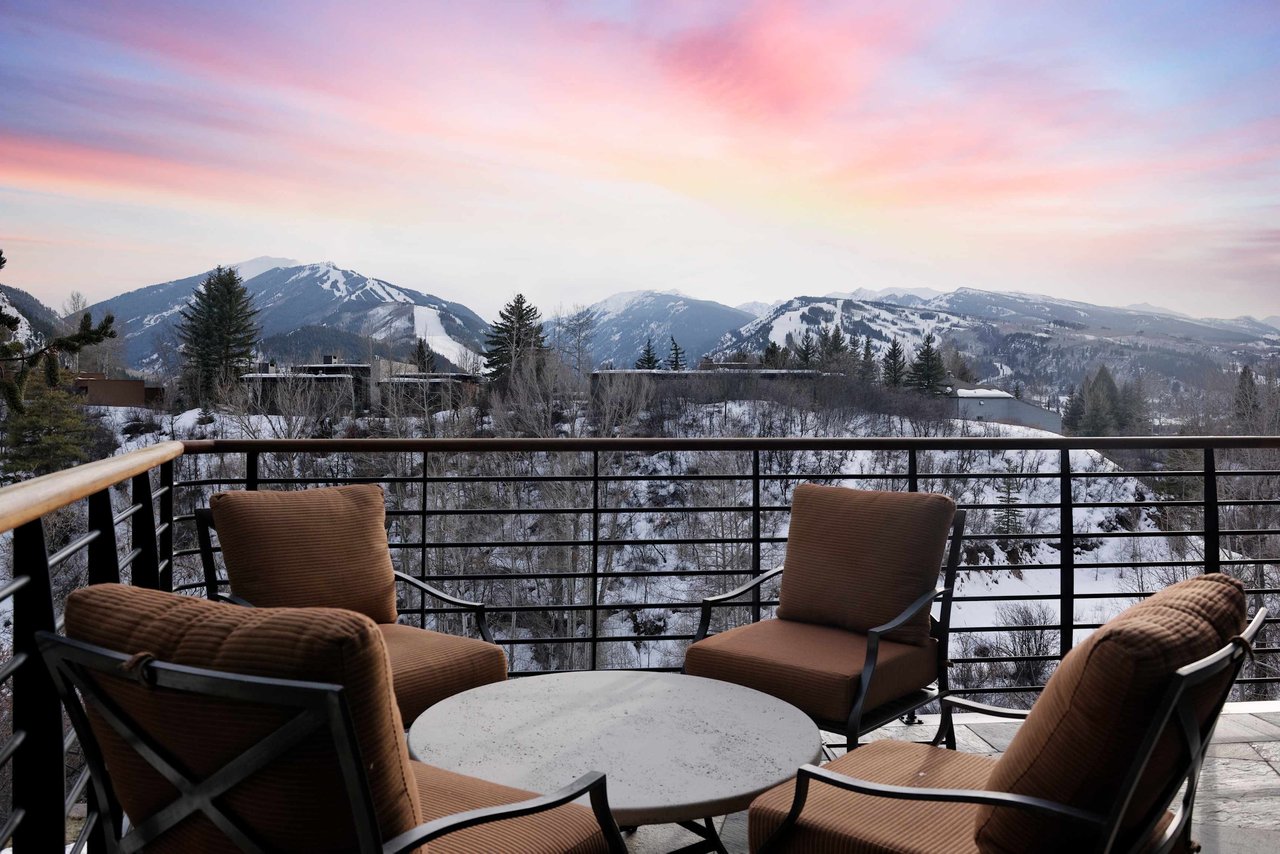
[666,336,686,371]
[819,324,848,366]
[994,461,1024,540]
[635,337,661,370]
[484,293,546,385]
[1234,365,1260,429]
[1118,375,1149,434]
[1062,387,1085,434]
[176,265,260,405]
[414,338,437,372]
[858,338,878,383]
[881,338,907,387]
[761,340,789,368]
[942,340,977,383]
[1080,368,1117,436]
[1,247,116,414]
[2,373,106,479]
[905,332,946,393]
[795,329,818,367]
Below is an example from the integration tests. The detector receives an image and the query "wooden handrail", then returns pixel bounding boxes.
[0,441,184,534]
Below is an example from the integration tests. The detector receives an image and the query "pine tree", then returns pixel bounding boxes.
[905,332,946,393]
[1079,366,1120,436]
[994,462,1024,540]
[1234,365,1260,430]
[795,329,818,367]
[414,338,437,372]
[2,372,105,478]
[484,293,546,385]
[858,338,878,383]
[881,338,907,387]
[1062,387,1085,434]
[635,337,660,370]
[819,324,848,367]
[761,340,789,368]
[1,247,116,414]
[176,265,260,405]
[1118,376,1148,434]
[666,336,686,371]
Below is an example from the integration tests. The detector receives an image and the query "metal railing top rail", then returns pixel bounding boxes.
[180,435,1280,453]
[0,441,184,535]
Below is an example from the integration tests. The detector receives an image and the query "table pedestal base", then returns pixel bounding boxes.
[622,817,730,854]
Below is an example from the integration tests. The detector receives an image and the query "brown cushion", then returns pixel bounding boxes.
[975,573,1246,853]
[380,623,508,722]
[776,485,956,645]
[411,761,608,854]
[683,618,938,723]
[750,740,993,853]
[63,584,421,853]
[210,483,398,624]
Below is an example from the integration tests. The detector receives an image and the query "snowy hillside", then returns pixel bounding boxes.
[0,290,35,345]
[716,295,970,358]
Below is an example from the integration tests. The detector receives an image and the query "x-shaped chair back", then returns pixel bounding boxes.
[37,631,383,853]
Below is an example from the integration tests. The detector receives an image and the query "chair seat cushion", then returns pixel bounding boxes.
[750,740,993,853]
[411,761,608,854]
[380,623,508,722]
[683,618,937,724]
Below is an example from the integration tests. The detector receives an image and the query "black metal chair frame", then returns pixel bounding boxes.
[691,509,967,751]
[194,507,496,643]
[757,607,1268,854]
[38,630,627,854]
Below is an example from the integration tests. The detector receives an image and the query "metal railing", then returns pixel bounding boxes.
[1,435,1278,850]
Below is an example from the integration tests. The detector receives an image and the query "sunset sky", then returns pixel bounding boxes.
[1,0,1278,320]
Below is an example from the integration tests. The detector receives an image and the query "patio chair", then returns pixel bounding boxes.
[40,583,626,853]
[684,484,966,749]
[194,483,507,722]
[749,572,1260,854]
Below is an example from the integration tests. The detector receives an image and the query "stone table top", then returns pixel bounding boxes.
[408,670,822,826]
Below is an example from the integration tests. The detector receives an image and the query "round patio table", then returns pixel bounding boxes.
[408,670,821,848]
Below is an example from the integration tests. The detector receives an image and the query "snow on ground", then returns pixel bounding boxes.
[413,305,477,364]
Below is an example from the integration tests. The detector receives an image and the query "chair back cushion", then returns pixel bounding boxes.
[63,584,423,852]
[776,484,956,645]
[210,483,398,623]
[974,573,1246,853]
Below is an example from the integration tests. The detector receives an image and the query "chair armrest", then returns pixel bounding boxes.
[757,763,1104,850]
[393,571,495,644]
[382,771,627,854]
[866,586,948,639]
[213,592,255,608]
[942,696,1031,720]
[692,566,784,642]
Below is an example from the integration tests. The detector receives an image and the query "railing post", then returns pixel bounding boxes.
[246,451,259,491]
[87,489,120,586]
[908,447,918,492]
[131,473,161,590]
[751,450,762,624]
[1059,449,1075,658]
[419,451,428,631]
[11,519,63,852]
[590,450,600,670]
[158,459,174,591]
[1203,448,1219,575]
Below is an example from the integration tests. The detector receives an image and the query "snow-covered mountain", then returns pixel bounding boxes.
[84,262,489,370]
[734,300,780,318]
[825,286,946,306]
[715,295,970,358]
[0,284,63,347]
[556,290,753,368]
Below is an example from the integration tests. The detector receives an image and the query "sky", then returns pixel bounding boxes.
[1,0,1278,322]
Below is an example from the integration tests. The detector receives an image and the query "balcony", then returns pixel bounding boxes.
[2,435,1278,851]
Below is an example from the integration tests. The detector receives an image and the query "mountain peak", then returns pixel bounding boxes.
[232,256,302,280]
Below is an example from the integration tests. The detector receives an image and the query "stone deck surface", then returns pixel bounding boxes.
[625,702,1280,853]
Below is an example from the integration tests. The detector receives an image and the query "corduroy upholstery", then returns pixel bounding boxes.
[63,583,420,852]
[63,584,609,853]
[750,741,991,854]
[379,623,509,723]
[411,763,607,854]
[974,573,1246,853]
[776,485,956,646]
[208,483,507,721]
[683,619,937,722]
[210,484,398,623]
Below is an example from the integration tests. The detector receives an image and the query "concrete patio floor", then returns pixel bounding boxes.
[626,701,1280,854]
